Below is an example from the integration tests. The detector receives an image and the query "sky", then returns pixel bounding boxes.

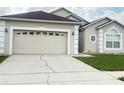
[0,7,124,24]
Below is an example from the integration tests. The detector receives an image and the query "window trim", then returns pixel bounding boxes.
[89,34,97,43]
[104,27,122,50]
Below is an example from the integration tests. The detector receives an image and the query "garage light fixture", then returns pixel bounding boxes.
[5,28,8,33]
[72,31,74,35]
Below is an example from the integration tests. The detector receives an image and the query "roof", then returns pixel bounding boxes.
[51,8,89,23]
[96,20,124,29]
[0,10,79,22]
[82,17,112,28]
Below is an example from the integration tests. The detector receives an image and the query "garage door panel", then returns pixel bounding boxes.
[13,31,67,54]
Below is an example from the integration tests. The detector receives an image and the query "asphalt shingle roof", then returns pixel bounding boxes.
[1,11,77,22]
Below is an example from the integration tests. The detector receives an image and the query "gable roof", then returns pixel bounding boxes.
[0,10,80,23]
[66,15,82,21]
[82,17,112,28]
[96,20,124,29]
[51,8,89,23]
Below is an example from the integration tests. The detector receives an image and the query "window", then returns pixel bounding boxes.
[106,29,121,49]
[55,33,59,36]
[89,34,96,43]
[0,43,4,48]
[36,32,41,35]
[29,32,34,35]
[0,37,4,42]
[0,32,4,36]
[49,32,53,36]
[16,32,21,35]
[43,32,47,35]
[22,32,27,35]
[61,34,65,36]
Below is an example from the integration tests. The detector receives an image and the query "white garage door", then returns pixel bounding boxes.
[13,30,67,54]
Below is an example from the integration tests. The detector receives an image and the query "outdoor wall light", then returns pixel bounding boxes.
[72,31,74,35]
[5,28,8,33]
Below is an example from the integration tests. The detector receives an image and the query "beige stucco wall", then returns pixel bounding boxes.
[81,18,110,53]
[79,30,84,52]
[52,9,88,26]
[52,10,71,18]
[67,16,80,21]
[4,20,76,54]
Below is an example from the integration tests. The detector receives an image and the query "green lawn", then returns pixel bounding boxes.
[75,54,124,71]
[0,56,8,63]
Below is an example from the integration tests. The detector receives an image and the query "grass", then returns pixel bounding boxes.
[118,77,124,81]
[75,54,124,71]
[0,55,8,63]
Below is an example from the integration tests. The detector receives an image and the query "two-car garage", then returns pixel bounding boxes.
[1,10,79,55]
[13,30,67,54]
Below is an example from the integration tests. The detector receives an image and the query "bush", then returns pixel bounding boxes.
[118,77,124,81]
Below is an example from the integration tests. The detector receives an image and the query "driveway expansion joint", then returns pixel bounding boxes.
[40,55,55,73]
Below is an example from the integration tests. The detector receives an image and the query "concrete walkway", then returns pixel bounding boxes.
[0,55,123,85]
[105,71,124,78]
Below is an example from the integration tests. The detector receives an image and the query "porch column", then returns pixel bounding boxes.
[0,21,5,54]
[9,27,13,55]
[74,25,79,54]
[98,29,104,53]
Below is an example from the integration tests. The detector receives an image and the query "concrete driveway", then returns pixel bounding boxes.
[0,55,123,85]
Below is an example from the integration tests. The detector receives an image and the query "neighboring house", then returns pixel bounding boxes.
[51,8,89,26]
[80,17,124,54]
[0,11,81,55]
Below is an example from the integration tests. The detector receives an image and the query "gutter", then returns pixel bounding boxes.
[0,17,81,25]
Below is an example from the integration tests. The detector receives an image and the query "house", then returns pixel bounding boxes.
[0,8,124,55]
[0,10,81,55]
[80,17,124,54]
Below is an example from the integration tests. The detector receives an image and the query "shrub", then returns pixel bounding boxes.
[118,77,124,81]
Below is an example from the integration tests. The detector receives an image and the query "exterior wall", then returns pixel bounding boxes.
[3,20,78,55]
[82,18,110,53]
[52,9,71,17]
[52,9,88,25]
[79,30,84,52]
[67,16,80,21]
[101,22,124,53]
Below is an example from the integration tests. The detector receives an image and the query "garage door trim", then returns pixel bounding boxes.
[9,26,71,55]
